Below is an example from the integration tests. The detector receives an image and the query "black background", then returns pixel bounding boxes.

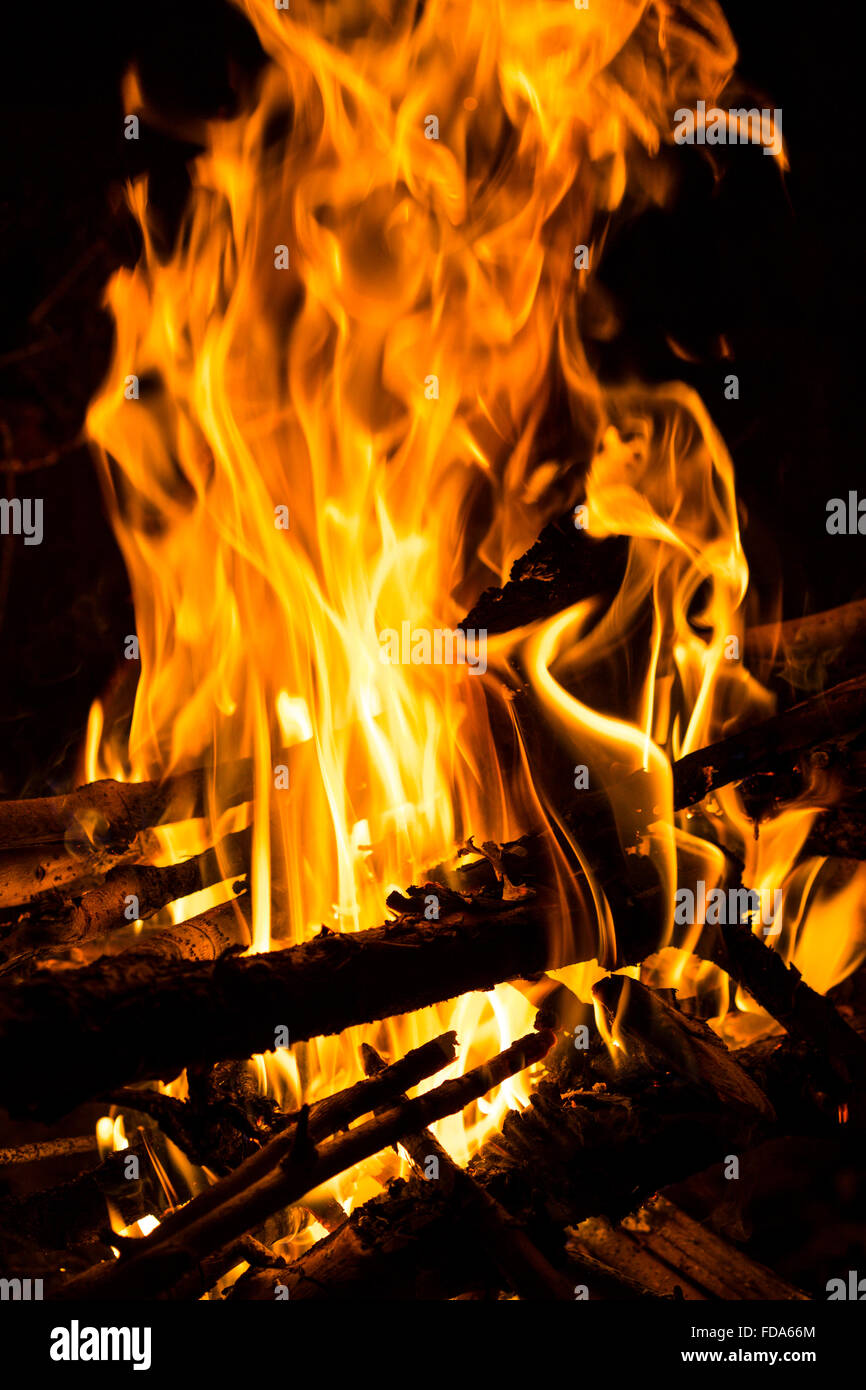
[0,0,861,796]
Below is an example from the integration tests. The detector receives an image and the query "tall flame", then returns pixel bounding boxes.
[84,0,856,1212]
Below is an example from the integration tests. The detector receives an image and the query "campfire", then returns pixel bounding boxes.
[1,0,865,1308]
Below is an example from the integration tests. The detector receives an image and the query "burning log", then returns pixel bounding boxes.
[0,834,252,967]
[0,839,141,911]
[0,890,605,1119]
[54,1029,552,1300]
[360,1041,574,1301]
[672,673,866,811]
[0,769,215,851]
[702,920,866,1099]
[231,1010,805,1302]
[591,975,775,1120]
[0,741,313,853]
[0,827,250,965]
[95,897,251,962]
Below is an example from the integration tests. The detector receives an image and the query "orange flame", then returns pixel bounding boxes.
[83,0,857,1224]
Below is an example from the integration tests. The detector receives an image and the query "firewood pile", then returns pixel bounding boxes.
[1,518,865,1303]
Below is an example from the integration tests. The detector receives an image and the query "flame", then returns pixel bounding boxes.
[82,0,860,1235]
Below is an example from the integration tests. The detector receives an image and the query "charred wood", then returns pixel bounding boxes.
[360,1041,573,1301]
[0,887,614,1119]
[591,975,775,1120]
[566,1194,808,1300]
[54,1030,552,1300]
[672,674,866,811]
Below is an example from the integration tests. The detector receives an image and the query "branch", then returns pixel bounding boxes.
[55,1030,553,1301]
[0,890,609,1119]
[360,1042,573,1300]
[672,674,866,810]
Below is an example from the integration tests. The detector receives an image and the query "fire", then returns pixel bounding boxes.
[81,0,859,1237]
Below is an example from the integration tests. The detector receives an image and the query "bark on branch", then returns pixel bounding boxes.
[0,891,603,1118]
[55,1029,552,1301]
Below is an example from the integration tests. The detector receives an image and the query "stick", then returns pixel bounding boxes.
[672,674,866,810]
[55,1030,553,1300]
[0,1135,97,1166]
[109,1033,459,1245]
[361,1042,573,1300]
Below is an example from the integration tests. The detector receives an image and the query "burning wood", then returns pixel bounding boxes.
[1,0,863,1321]
[54,1030,553,1301]
[359,1041,574,1301]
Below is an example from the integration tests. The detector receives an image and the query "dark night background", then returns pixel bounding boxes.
[0,1,861,798]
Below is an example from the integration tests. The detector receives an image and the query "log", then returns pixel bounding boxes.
[0,827,251,963]
[0,740,311,853]
[94,894,251,962]
[591,975,775,1120]
[0,839,140,911]
[1,888,251,977]
[0,891,607,1119]
[704,920,866,1099]
[54,1030,553,1300]
[566,1194,808,1300]
[672,674,866,810]
[0,768,215,851]
[360,1041,573,1301]
[745,598,866,686]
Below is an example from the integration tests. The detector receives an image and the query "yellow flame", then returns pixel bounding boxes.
[82,0,858,1214]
